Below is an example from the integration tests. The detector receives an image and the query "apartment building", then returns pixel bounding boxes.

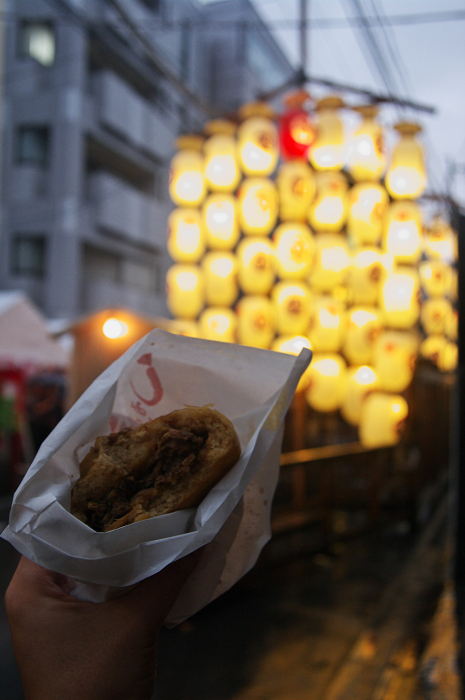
[0,0,294,320]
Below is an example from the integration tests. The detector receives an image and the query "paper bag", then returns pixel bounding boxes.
[2,330,311,625]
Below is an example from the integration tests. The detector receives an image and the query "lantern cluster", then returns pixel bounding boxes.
[166,95,458,449]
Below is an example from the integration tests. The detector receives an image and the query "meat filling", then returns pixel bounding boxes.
[85,426,207,531]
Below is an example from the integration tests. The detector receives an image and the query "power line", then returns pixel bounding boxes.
[3,7,465,29]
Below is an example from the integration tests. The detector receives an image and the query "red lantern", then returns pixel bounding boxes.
[279,90,316,161]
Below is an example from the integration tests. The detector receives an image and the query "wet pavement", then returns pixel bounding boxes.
[0,496,449,700]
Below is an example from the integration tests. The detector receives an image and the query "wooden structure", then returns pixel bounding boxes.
[272,362,455,539]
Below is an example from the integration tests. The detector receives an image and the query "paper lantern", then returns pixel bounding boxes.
[167,208,205,263]
[236,295,275,349]
[309,233,350,292]
[166,264,205,319]
[379,267,420,329]
[272,281,313,336]
[343,307,384,366]
[420,298,453,336]
[202,193,240,250]
[424,217,457,263]
[359,393,408,448]
[102,318,128,339]
[384,201,423,264]
[199,307,237,343]
[419,261,454,298]
[309,96,345,171]
[308,296,346,353]
[277,160,316,221]
[237,102,279,176]
[237,237,275,295]
[169,135,205,207]
[304,353,348,413]
[273,223,315,280]
[373,330,418,392]
[238,178,278,236]
[420,335,447,365]
[347,105,385,182]
[271,335,313,392]
[439,342,458,372]
[419,335,458,372]
[347,183,389,246]
[279,90,316,160]
[203,120,241,193]
[341,365,379,426]
[347,248,392,306]
[385,122,426,200]
[308,171,348,233]
[202,251,238,306]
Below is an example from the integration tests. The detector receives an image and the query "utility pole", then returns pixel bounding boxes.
[300,0,308,82]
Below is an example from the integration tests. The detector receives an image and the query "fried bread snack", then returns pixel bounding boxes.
[71,406,241,532]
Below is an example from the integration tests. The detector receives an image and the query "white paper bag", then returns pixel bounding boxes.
[2,330,311,625]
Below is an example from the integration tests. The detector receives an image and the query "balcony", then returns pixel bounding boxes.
[89,170,171,248]
[90,70,175,161]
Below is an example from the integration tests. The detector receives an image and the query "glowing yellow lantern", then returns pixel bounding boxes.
[373,330,418,392]
[385,122,426,200]
[341,365,379,426]
[308,296,346,353]
[271,335,313,392]
[309,233,350,292]
[424,217,457,263]
[238,178,278,236]
[168,319,199,338]
[419,261,454,299]
[347,105,385,182]
[202,251,238,306]
[359,393,408,448]
[103,318,128,339]
[237,102,279,177]
[277,160,316,221]
[308,171,348,233]
[203,120,240,193]
[343,307,384,366]
[166,264,204,319]
[167,208,205,263]
[420,298,453,336]
[384,201,423,264]
[309,96,345,171]
[347,248,392,306]
[379,267,420,329]
[236,295,275,349]
[169,135,206,207]
[199,307,237,343]
[202,194,240,250]
[237,237,275,295]
[304,354,348,413]
[347,183,389,246]
[272,281,313,336]
[420,335,447,366]
[439,342,458,372]
[273,223,315,280]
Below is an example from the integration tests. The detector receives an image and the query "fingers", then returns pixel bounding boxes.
[113,548,204,624]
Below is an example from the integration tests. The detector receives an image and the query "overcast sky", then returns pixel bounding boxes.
[203,0,465,211]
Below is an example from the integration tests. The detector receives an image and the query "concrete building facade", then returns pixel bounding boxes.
[0,0,294,320]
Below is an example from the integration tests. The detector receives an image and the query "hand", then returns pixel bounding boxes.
[5,552,201,700]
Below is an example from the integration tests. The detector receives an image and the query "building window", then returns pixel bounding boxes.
[16,126,50,167]
[19,22,55,66]
[11,235,47,277]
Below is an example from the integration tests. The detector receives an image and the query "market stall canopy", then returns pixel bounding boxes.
[0,292,69,370]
